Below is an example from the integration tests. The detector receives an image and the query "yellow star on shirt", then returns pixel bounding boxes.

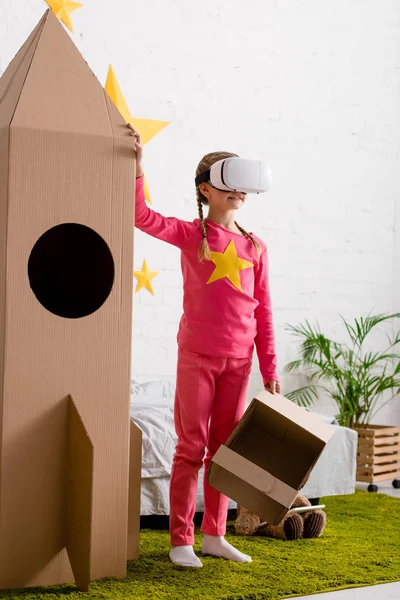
[105,66,169,204]
[134,260,160,296]
[45,0,83,32]
[207,240,254,292]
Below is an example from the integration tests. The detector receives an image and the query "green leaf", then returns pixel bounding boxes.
[352,313,400,347]
[285,385,320,407]
[341,315,359,347]
[284,359,306,374]
[362,352,400,369]
[284,313,400,426]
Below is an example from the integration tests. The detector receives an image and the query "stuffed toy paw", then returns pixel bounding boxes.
[235,495,326,541]
[235,504,262,535]
[256,510,304,540]
[289,495,327,538]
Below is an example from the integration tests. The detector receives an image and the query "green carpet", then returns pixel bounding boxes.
[0,491,399,600]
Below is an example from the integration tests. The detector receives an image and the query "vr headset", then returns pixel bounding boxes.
[195,157,271,194]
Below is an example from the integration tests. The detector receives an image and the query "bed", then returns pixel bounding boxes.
[130,382,358,516]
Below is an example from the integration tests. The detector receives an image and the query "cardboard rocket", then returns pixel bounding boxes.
[0,10,141,591]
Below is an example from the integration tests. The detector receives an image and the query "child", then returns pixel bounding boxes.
[129,124,280,567]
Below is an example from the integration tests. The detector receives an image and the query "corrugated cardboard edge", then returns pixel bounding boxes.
[0,13,46,116]
[127,421,142,561]
[0,15,47,496]
[211,445,297,508]
[66,396,93,592]
[0,131,9,496]
[208,462,290,526]
[255,391,335,443]
[103,89,136,572]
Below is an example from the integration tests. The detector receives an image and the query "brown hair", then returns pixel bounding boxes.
[195,152,262,261]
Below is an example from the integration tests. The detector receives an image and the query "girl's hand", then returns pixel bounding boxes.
[127,123,144,178]
[265,381,281,395]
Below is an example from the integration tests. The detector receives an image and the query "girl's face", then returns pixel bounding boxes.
[200,183,247,212]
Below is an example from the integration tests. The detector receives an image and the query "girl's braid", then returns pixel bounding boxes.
[197,196,211,261]
[196,151,261,260]
[234,221,262,255]
[196,152,237,262]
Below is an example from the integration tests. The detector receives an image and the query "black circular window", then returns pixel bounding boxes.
[28,223,115,319]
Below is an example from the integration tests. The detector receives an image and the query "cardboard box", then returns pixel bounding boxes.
[128,420,143,561]
[208,391,335,526]
[0,10,139,590]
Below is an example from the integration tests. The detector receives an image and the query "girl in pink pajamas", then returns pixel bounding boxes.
[129,124,280,568]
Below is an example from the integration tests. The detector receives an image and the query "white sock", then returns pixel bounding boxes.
[169,545,203,567]
[202,534,252,563]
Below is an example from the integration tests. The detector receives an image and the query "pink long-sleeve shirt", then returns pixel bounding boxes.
[135,176,278,383]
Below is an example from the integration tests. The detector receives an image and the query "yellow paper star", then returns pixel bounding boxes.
[207,240,254,292]
[143,177,152,205]
[134,260,160,296]
[105,66,169,204]
[46,0,83,32]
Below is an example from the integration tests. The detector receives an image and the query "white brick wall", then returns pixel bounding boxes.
[1,0,399,423]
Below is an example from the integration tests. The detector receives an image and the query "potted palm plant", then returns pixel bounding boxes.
[285,313,400,492]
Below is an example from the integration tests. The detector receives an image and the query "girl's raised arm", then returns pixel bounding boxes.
[135,176,196,249]
[130,123,196,249]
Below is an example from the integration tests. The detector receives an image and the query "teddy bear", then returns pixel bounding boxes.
[235,495,326,540]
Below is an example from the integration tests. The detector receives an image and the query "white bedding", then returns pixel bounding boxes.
[130,399,357,516]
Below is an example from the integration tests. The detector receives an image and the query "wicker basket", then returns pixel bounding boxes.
[354,425,400,485]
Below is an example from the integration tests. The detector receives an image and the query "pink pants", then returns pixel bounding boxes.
[169,348,252,546]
